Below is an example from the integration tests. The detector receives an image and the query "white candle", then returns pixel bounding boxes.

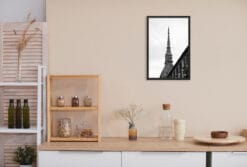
[174,119,186,141]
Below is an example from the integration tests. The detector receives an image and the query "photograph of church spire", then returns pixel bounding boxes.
[147,16,190,80]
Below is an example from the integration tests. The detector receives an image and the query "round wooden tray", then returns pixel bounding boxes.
[194,135,246,145]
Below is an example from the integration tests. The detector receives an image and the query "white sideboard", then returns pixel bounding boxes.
[38,138,247,167]
[38,151,205,167]
[213,152,247,167]
[122,152,205,167]
[38,151,121,167]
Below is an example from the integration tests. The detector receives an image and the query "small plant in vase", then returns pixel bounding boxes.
[15,145,36,167]
[115,104,143,141]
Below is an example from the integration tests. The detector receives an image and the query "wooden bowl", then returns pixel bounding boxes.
[211,131,228,139]
[80,129,93,137]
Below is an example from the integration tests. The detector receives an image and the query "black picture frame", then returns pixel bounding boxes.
[147,16,191,80]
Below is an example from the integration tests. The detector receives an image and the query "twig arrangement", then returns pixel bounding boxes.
[115,104,143,128]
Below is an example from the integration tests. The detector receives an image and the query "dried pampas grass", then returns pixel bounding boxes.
[14,13,40,81]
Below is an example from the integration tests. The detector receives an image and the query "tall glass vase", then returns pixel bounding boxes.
[16,55,22,82]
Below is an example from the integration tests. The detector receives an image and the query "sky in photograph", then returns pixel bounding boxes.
[148,18,189,78]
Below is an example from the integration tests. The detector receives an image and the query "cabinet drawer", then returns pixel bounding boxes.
[213,152,247,167]
[122,152,205,167]
[38,151,121,167]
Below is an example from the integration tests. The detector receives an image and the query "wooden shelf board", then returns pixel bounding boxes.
[49,75,99,79]
[0,127,38,134]
[50,136,98,142]
[50,106,98,111]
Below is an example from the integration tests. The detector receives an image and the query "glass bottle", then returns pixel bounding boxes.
[159,104,173,140]
[23,99,30,129]
[8,99,15,128]
[15,99,22,129]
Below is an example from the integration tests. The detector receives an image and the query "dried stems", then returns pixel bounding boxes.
[115,104,143,128]
[14,14,40,81]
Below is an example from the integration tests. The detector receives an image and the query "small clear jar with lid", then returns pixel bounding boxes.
[56,96,65,107]
[83,96,92,107]
[72,96,79,107]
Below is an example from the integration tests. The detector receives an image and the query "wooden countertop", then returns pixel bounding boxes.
[39,137,247,152]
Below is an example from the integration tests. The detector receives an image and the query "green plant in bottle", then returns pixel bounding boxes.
[23,99,30,129]
[8,99,15,128]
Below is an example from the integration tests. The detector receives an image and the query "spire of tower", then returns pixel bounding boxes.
[167,27,170,47]
[160,27,174,78]
[166,27,171,54]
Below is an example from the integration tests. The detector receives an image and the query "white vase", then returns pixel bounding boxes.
[20,165,32,167]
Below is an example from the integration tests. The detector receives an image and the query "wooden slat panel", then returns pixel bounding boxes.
[1,22,43,82]
[0,22,47,166]
[4,144,18,167]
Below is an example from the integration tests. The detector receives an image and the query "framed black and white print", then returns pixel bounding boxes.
[147,16,190,80]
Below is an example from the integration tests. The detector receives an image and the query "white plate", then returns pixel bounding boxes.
[194,135,246,145]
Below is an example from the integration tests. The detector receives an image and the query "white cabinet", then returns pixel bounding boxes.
[38,151,205,167]
[122,152,205,167]
[213,152,247,167]
[38,151,121,167]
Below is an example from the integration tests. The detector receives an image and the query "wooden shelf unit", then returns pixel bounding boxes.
[47,75,101,142]
[50,106,98,111]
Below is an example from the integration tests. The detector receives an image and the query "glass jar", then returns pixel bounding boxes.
[72,96,79,107]
[57,118,72,137]
[56,96,65,107]
[159,104,173,140]
[83,96,92,107]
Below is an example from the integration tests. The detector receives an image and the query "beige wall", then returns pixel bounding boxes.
[46,0,247,137]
